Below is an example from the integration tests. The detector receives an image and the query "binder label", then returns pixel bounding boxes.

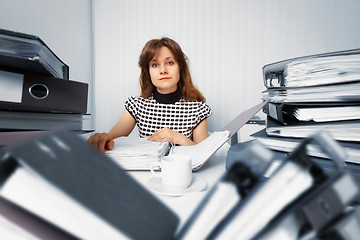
[0,70,23,103]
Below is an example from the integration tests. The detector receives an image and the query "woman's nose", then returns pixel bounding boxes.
[160,65,168,74]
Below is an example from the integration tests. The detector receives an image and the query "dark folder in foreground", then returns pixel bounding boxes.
[0,130,179,240]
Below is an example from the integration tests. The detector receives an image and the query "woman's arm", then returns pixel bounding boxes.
[108,110,136,139]
[87,110,136,152]
[147,119,209,146]
[192,119,209,144]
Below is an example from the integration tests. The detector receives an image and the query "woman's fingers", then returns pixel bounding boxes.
[87,133,113,153]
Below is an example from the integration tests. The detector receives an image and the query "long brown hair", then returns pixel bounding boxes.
[138,37,206,102]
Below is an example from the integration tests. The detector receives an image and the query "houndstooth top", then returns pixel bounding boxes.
[125,90,211,139]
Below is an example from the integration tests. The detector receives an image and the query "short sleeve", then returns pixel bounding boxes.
[124,96,138,120]
[197,102,212,123]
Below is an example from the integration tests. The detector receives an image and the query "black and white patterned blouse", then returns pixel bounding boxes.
[125,90,211,139]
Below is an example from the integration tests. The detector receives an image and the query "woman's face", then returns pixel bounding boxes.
[149,46,180,94]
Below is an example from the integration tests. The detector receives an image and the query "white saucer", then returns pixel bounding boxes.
[146,176,207,197]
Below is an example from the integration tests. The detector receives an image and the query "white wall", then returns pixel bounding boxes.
[0,0,94,130]
[94,0,360,134]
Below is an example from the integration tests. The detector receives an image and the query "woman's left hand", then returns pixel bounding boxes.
[147,127,193,145]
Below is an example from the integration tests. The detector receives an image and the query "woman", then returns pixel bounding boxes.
[88,37,211,152]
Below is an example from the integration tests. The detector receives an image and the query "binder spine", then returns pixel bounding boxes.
[263,102,285,124]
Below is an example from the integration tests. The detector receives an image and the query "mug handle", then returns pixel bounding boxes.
[150,161,161,177]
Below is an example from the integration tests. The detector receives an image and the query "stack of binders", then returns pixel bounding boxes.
[252,49,360,168]
[0,120,358,239]
[179,131,360,240]
[0,29,89,145]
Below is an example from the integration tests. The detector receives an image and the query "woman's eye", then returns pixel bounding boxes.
[167,61,174,65]
[151,63,159,68]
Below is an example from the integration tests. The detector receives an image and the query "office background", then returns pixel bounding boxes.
[1,0,359,135]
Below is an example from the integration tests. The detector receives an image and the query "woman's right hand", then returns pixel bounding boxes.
[87,133,114,153]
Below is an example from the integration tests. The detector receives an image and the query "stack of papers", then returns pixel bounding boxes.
[293,105,360,122]
[106,137,165,170]
[0,29,69,79]
[284,54,360,87]
[106,131,230,171]
[266,116,360,142]
[251,129,360,164]
[262,81,360,103]
[261,50,360,144]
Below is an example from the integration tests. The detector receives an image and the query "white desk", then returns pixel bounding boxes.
[128,143,230,229]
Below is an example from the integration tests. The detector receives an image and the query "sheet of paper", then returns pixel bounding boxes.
[173,131,230,170]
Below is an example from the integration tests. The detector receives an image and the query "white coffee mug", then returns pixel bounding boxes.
[151,154,192,191]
